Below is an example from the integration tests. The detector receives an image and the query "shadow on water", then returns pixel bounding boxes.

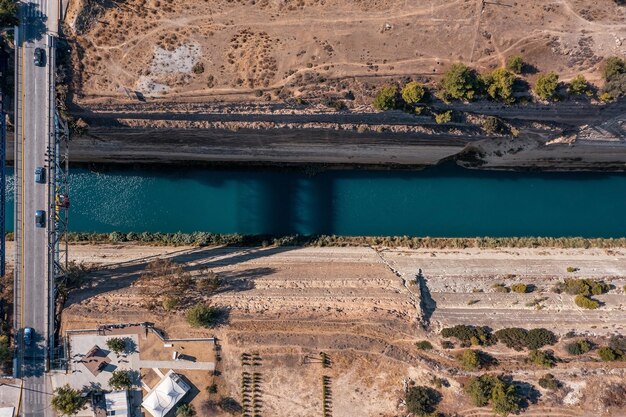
[20,2,48,43]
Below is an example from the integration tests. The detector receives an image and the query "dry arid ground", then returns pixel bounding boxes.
[66,0,625,104]
[40,243,626,416]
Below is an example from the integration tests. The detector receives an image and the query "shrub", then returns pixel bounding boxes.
[566,339,592,355]
[434,110,453,124]
[405,386,442,416]
[218,397,242,414]
[372,85,398,110]
[186,303,222,328]
[528,349,556,368]
[192,62,205,74]
[106,337,126,355]
[415,340,433,350]
[511,283,529,294]
[603,72,626,99]
[176,404,196,417]
[609,335,626,352]
[162,296,180,311]
[464,374,498,407]
[575,294,600,309]
[538,373,560,390]
[441,340,454,349]
[483,68,516,103]
[506,55,524,74]
[441,325,494,346]
[491,379,520,416]
[603,56,625,81]
[109,370,133,390]
[51,385,86,416]
[566,266,579,273]
[599,91,614,102]
[441,63,482,100]
[598,346,621,362]
[558,278,609,296]
[402,81,426,104]
[535,72,559,100]
[494,328,529,350]
[482,116,505,134]
[459,349,481,370]
[525,328,557,350]
[568,74,590,95]
[491,283,510,293]
[207,384,218,394]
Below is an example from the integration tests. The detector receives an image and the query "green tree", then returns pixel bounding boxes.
[566,339,592,355]
[464,374,497,407]
[482,116,506,134]
[527,349,556,368]
[51,385,86,416]
[491,379,520,416]
[402,81,426,104]
[434,110,453,124]
[0,0,18,27]
[575,294,600,309]
[568,74,590,95]
[109,370,133,390]
[441,63,482,101]
[598,346,621,362]
[484,68,516,103]
[405,386,441,416]
[176,404,196,417]
[106,337,126,355]
[603,56,625,81]
[459,349,481,370]
[186,303,222,328]
[415,340,433,350]
[506,55,524,74]
[538,373,560,390]
[372,85,397,110]
[535,72,559,100]
[510,283,528,293]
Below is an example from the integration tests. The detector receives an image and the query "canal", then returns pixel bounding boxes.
[5,164,626,237]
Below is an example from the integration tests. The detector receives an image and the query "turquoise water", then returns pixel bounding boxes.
[6,165,626,237]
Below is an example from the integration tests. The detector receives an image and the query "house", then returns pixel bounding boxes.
[104,391,129,417]
[141,371,190,417]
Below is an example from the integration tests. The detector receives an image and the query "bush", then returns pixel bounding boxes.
[434,110,453,124]
[603,72,626,99]
[405,386,442,416]
[575,294,600,309]
[511,283,529,294]
[464,374,498,407]
[162,296,180,311]
[402,81,426,104]
[441,340,454,349]
[535,72,559,100]
[603,56,625,81]
[192,62,205,74]
[538,373,560,390]
[218,397,242,414]
[609,335,626,352]
[415,340,433,350]
[494,328,556,350]
[528,349,556,368]
[557,278,609,296]
[109,370,133,390]
[441,63,482,100]
[492,283,510,293]
[525,328,558,350]
[598,346,621,362]
[106,337,126,355]
[51,385,86,416]
[491,379,520,416]
[566,266,579,273]
[186,303,222,328]
[459,349,481,370]
[441,325,494,346]
[176,404,196,417]
[482,116,506,134]
[568,74,590,95]
[372,85,398,110]
[566,339,592,355]
[506,55,524,74]
[483,68,516,103]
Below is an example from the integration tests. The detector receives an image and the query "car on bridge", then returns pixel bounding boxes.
[35,166,45,184]
[33,48,45,67]
[23,327,33,346]
[35,210,45,228]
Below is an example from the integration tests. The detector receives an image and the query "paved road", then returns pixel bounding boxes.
[14,1,58,416]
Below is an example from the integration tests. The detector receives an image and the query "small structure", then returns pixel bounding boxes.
[83,345,111,376]
[141,371,190,417]
[104,391,129,417]
[0,407,15,417]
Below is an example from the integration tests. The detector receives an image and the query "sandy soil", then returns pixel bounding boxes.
[42,242,626,416]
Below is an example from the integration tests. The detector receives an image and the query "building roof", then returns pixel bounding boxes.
[105,391,129,417]
[0,407,14,417]
[141,371,190,417]
[83,345,111,376]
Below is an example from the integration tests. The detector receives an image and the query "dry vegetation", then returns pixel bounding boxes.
[58,243,626,416]
[65,0,626,105]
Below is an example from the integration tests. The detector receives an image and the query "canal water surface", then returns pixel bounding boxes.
[6,164,626,237]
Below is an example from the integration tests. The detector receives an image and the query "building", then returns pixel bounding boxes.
[104,391,129,417]
[141,371,191,417]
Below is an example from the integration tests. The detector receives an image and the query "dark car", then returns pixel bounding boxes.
[24,327,33,346]
[34,48,45,67]
[35,210,45,228]
[35,166,45,184]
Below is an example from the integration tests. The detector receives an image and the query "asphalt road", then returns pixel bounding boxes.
[15,1,56,416]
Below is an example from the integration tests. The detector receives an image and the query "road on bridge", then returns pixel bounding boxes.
[14,1,59,416]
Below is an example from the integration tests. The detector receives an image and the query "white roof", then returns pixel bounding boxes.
[105,391,129,417]
[0,407,14,417]
[141,371,190,417]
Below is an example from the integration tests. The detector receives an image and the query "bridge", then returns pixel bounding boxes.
[12,0,69,416]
